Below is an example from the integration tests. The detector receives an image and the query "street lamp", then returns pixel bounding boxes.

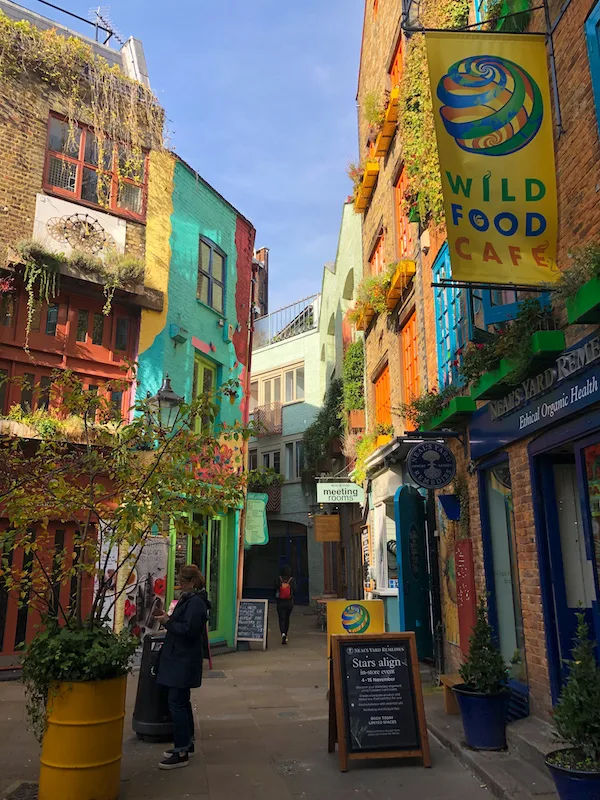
[147,373,184,432]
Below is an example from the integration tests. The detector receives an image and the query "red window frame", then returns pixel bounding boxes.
[369,234,386,275]
[401,312,419,404]
[43,113,148,223]
[374,364,392,427]
[394,168,413,259]
[390,36,403,87]
[374,0,379,17]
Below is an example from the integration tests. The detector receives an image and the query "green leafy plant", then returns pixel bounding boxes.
[400,384,460,429]
[545,243,600,303]
[363,90,388,144]
[486,0,531,33]
[247,467,285,490]
[303,378,344,472]
[342,340,365,414]
[459,597,508,694]
[454,472,470,540]
[375,422,394,436]
[458,341,501,386]
[548,613,600,771]
[347,161,365,202]
[21,623,137,742]
[352,433,377,484]
[495,298,552,383]
[355,263,397,316]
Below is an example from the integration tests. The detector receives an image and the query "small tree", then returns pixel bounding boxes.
[0,369,251,739]
[460,597,508,694]
[551,613,600,769]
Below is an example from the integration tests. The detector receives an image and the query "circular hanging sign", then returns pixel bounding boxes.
[407,441,456,489]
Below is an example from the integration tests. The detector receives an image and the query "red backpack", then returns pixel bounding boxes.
[279,577,292,600]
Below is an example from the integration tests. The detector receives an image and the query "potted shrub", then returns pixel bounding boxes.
[0,371,250,799]
[453,598,509,750]
[545,613,600,798]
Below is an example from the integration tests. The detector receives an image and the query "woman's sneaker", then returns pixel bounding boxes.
[282,633,287,645]
[158,751,189,770]
[162,742,195,758]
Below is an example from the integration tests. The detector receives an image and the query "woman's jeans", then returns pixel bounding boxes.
[167,687,194,753]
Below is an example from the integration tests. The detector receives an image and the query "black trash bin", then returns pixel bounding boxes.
[132,632,172,742]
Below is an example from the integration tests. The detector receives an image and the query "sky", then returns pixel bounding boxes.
[19,0,365,311]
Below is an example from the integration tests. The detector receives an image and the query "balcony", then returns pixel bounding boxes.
[373,87,400,158]
[353,160,379,213]
[253,295,320,350]
[254,402,283,437]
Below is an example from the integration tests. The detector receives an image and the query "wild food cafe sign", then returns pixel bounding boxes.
[426,32,560,286]
[470,334,600,459]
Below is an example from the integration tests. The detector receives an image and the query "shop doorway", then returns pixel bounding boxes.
[533,437,599,700]
[243,521,309,604]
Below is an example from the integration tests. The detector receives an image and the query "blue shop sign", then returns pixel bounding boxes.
[470,333,600,460]
[407,441,456,488]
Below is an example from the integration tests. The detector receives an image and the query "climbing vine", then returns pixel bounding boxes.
[397,0,470,224]
[0,13,164,206]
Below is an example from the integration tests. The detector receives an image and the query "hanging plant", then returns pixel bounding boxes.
[453,472,470,540]
[342,340,365,414]
[17,242,63,350]
[400,384,460,429]
[544,242,600,302]
[347,161,365,202]
[352,433,377,484]
[354,263,398,316]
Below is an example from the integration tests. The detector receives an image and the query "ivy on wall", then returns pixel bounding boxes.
[342,340,365,414]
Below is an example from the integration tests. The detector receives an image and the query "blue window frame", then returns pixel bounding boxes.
[432,243,468,387]
[586,1,600,136]
[474,0,489,24]
[481,289,551,327]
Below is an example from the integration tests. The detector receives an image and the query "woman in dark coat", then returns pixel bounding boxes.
[275,564,297,645]
[154,564,208,770]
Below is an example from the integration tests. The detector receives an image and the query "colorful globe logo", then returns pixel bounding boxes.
[436,55,543,156]
[341,604,371,634]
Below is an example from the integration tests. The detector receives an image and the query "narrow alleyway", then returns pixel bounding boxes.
[1,609,491,800]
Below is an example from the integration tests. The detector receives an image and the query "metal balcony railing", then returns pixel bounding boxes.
[253,402,283,437]
[253,294,320,350]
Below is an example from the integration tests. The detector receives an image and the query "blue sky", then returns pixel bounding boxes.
[21,0,364,311]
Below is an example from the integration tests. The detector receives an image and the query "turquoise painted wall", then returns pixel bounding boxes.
[137,159,243,428]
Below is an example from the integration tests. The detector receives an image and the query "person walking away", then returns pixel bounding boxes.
[276,565,296,645]
[153,564,208,770]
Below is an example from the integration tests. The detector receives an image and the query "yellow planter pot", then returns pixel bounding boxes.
[39,675,127,800]
[376,434,392,448]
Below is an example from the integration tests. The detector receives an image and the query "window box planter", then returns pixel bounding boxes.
[376,434,392,448]
[425,396,476,431]
[354,160,380,213]
[348,409,365,430]
[470,330,566,402]
[566,276,600,324]
[373,86,400,158]
[386,260,416,310]
[408,205,420,223]
[363,303,375,328]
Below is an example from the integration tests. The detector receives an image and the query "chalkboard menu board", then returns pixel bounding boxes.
[236,599,268,650]
[328,633,430,772]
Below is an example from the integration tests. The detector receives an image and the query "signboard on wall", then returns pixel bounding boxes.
[426,32,560,286]
[317,482,365,504]
[315,515,341,542]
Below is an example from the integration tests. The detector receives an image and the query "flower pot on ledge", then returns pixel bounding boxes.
[566,276,600,324]
[348,409,365,430]
[376,434,392,448]
[424,396,476,431]
[386,261,416,310]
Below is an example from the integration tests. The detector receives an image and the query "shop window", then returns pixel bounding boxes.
[394,168,413,258]
[390,36,403,87]
[249,449,258,471]
[44,115,147,221]
[369,234,385,275]
[197,236,226,314]
[115,317,129,352]
[285,440,305,481]
[262,449,281,473]
[374,364,392,427]
[400,312,419,403]
[45,304,59,336]
[432,243,467,387]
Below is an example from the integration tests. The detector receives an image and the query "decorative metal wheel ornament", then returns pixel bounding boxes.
[46,213,115,254]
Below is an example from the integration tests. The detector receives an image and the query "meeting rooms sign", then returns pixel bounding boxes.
[317,482,365,504]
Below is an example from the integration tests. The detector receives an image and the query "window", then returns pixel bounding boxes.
[255,365,304,406]
[285,440,305,481]
[432,243,467,387]
[21,372,34,412]
[30,303,41,332]
[92,313,104,346]
[390,36,403,88]
[110,390,123,420]
[262,449,281,473]
[474,0,489,23]
[373,0,379,16]
[44,115,147,220]
[369,234,385,275]
[115,318,129,351]
[192,355,217,433]
[285,366,304,402]
[250,381,258,413]
[0,294,16,327]
[400,313,419,403]
[394,168,414,258]
[76,309,89,342]
[197,236,226,314]
[374,365,392,427]
[587,2,600,136]
[45,303,59,336]
[263,375,281,405]
[249,449,258,471]
[37,376,52,411]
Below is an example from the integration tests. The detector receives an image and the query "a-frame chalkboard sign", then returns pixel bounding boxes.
[328,632,431,772]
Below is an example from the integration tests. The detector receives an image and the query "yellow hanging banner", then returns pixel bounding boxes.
[426,32,560,285]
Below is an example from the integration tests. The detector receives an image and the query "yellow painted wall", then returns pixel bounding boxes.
[139,150,175,355]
